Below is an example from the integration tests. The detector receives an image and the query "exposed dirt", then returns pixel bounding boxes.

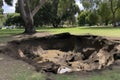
[13,32,51,39]
[0,33,120,74]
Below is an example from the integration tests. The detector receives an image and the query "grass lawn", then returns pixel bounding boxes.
[1,26,120,37]
[11,64,120,80]
[0,26,120,80]
[37,26,120,37]
[1,26,120,43]
[0,29,23,43]
[51,68,120,80]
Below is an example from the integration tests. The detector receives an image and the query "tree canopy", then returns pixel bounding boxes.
[3,0,120,32]
[4,0,79,33]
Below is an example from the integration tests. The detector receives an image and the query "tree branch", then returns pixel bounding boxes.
[32,0,46,17]
[24,0,34,24]
[18,0,27,23]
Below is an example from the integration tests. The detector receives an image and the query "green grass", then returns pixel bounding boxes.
[0,29,24,37]
[1,26,120,37]
[37,26,120,37]
[0,29,24,43]
[49,67,120,80]
[1,26,120,46]
[12,72,46,80]
[11,68,120,80]
[88,69,120,80]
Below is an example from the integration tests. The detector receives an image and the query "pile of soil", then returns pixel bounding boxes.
[0,33,120,74]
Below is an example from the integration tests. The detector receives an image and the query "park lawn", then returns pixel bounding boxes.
[11,68,120,80]
[51,68,120,80]
[1,26,120,43]
[1,26,120,37]
[0,29,24,43]
[0,26,120,80]
[37,26,120,37]
[0,29,24,37]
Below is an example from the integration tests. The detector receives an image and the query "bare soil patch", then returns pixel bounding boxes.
[0,33,120,74]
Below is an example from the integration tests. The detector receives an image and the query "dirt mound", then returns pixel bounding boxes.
[0,33,120,74]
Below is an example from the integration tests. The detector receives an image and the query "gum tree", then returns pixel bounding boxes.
[5,0,46,33]
[109,0,120,27]
[5,0,75,33]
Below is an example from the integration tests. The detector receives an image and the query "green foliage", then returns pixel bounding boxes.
[29,0,40,11]
[116,8,120,21]
[98,2,111,25]
[34,2,53,26]
[0,0,3,16]
[86,11,99,25]
[109,0,120,26]
[50,0,78,27]
[5,0,120,28]
[0,0,5,26]
[0,0,3,14]
[4,13,23,26]
[0,8,3,14]
[0,0,3,8]
[57,0,74,17]
[15,2,19,13]
[80,0,102,10]
[80,0,93,10]
[0,14,5,25]
[34,0,79,27]
[77,11,89,26]
[109,0,120,10]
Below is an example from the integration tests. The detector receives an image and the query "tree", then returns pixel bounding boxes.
[77,11,89,26]
[116,8,120,23]
[63,3,80,25]
[0,0,5,26]
[78,10,99,26]
[5,0,76,33]
[80,0,102,11]
[34,2,52,26]
[0,0,3,14]
[5,0,46,33]
[86,11,99,26]
[4,13,23,27]
[49,0,76,27]
[98,2,111,25]
[34,0,78,28]
[109,0,120,27]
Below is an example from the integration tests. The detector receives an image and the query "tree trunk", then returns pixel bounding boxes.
[24,21,36,33]
[23,0,36,33]
[52,18,61,28]
[18,0,46,34]
[105,20,108,26]
[113,13,116,27]
[53,23,59,28]
[110,0,117,27]
[18,0,35,34]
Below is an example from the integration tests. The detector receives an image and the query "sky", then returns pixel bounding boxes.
[2,0,17,13]
[2,0,83,13]
[75,0,83,10]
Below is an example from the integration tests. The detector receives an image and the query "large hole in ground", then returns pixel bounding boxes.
[1,33,120,74]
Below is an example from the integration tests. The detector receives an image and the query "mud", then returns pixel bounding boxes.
[0,33,120,74]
